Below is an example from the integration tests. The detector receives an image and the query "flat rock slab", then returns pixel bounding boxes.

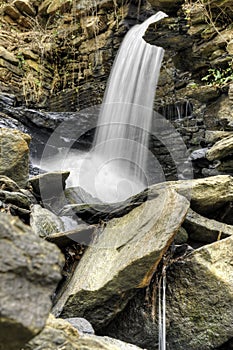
[46,224,97,247]
[53,187,189,328]
[0,213,64,350]
[206,135,233,161]
[149,175,233,215]
[166,236,233,350]
[24,314,144,350]
[183,208,233,242]
[0,128,31,188]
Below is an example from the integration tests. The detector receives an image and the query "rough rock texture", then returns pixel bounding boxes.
[24,314,144,350]
[100,236,233,350]
[52,187,189,328]
[183,208,233,243]
[0,213,64,350]
[30,204,65,237]
[206,135,233,161]
[0,128,30,187]
[149,175,233,215]
[166,236,233,350]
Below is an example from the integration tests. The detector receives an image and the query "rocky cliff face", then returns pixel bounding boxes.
[0,0,155,110]
[0,3,233,349]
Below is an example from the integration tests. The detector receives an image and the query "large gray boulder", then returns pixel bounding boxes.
[0,213,64,350]
[183,208,233,243]
[52,187,189,328]
[0,128,30,188]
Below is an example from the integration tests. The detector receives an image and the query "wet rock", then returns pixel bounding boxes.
[183,208,233,243]
[65,317,95,334]
[165,236,233,350]
[65,186,100,205]
[60,186,151,223]
[52,187,189,328]
[0,213,64,350]
[206,135,233,161]
[24,314,144,350]
[30,204,65,238]
[0,128,31,188]
[29,171,70,200]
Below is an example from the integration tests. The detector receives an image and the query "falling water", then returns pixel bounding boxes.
[158,274,166,350]
[78,11,168,202]
[38,11,168,203]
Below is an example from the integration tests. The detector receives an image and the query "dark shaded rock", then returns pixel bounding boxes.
[29,171,70,200]
[53,187,189,329]
[183,208,233,243]
[0,213,64,350]
[98,288,158,349]
[174,226,188,244]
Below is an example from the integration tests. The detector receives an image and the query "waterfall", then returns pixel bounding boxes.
[78,11,168,203]
[38,11,168,203]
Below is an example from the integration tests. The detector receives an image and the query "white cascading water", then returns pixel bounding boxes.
[77,11,168,202]
[37,11,168,203]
